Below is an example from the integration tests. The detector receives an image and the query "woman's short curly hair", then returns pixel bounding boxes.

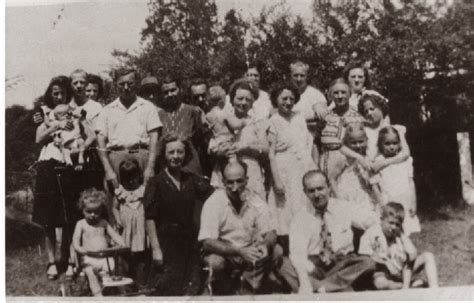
[77,188,107,211]
[269,81,301,108]
[157,133,194,168]
[228,78,259,105]
[358,93,389,118]
[85,74,104,99]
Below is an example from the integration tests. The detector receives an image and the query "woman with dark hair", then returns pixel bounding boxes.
[209,78,269,200]
[267,81,318,255]
[32,75,72,125]
[144,133,214,295]
[32,76,75,280]
[85,74,104,103]
[342,61,371,108]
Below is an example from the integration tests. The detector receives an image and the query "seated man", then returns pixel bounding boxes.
[198,159,279,295]
[279,170,377,294]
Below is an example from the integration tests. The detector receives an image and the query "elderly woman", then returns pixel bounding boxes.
[145,134,214,295]
[319,78,364,192]
[209,78,269,200]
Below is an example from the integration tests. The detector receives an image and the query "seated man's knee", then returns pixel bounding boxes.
[373,275,389,290]
[204,254,226,272]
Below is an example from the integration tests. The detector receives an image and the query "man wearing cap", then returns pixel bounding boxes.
[139,76,161,107]
[96,69,162,193]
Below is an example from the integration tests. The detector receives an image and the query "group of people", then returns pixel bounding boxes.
[31,60,439,297]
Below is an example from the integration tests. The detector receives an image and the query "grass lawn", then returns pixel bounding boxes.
[5,205,474,297]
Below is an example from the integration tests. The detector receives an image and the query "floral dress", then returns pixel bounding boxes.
[115,185,146,252]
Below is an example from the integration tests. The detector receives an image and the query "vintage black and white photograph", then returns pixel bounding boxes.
[4,0,474,299]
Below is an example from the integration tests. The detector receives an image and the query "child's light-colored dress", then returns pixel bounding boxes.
[115,185,146,252]
[267,112,317,236]
[375,156,421,235]
[364,123,404,160]
[335,158,379,218]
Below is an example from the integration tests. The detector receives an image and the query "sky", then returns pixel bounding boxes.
[5,0,314,109]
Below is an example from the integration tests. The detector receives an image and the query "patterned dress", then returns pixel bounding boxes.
[319,107,364,184]
[158,103,207,175]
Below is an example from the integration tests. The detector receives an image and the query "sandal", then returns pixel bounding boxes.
[47,262,58,280]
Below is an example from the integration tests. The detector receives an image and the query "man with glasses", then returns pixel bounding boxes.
[199,160,280,294]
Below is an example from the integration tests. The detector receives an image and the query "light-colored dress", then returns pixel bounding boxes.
[267,112,317,236]
[115,185,146,252]
[335,159,379,219]
[375,156,421,235]
[319,107,364,183]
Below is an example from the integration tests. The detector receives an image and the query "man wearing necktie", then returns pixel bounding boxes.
[279,170,377,294]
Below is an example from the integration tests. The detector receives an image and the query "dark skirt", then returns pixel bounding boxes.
[32,157,104,231]
[151,225,202,296]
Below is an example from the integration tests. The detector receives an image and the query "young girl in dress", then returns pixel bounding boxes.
[267,81,318,254]
[343,92,409,174]
[113,159,148,288]
[72,188,125,296]
[374,126,421,235]
[336,123,380,214]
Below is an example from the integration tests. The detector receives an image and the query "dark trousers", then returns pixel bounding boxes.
[279,254,376,293]
[203,245,284,295]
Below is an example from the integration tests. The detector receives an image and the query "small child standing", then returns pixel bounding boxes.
[359,202,438,290]
[374,126,421,235]
[112,159,148,289]
[72,188,125,296]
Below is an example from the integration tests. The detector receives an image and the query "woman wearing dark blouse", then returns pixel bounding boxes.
[144,134,214,295]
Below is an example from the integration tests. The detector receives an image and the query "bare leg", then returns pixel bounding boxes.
[45,227,58,278]
[76,139,85,170]
[373,274,403,290]
[414,252,438,288]
[63,148,73,166]
[84,266,103,296]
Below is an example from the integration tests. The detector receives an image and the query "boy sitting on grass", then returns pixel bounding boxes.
[359,202,439,290]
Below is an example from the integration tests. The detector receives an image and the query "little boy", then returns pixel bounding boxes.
[359,202,438,290]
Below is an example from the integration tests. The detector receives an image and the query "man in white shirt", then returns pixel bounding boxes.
[290,60,328,137]
[279,170,376,294]
[69,69,103,128]
[199,160,280,294]
[95,69,162,190]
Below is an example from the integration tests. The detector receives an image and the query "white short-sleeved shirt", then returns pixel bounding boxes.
[69,98,103,128]
[359,224,410,278]
[289,197,376,268]
[292,85,327,120]
[198,188,275,249]
[95,97,162,149]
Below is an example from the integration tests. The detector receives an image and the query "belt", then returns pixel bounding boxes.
[108,143,149,153]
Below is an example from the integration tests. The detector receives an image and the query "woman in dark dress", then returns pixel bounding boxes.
[145,133,214,295]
